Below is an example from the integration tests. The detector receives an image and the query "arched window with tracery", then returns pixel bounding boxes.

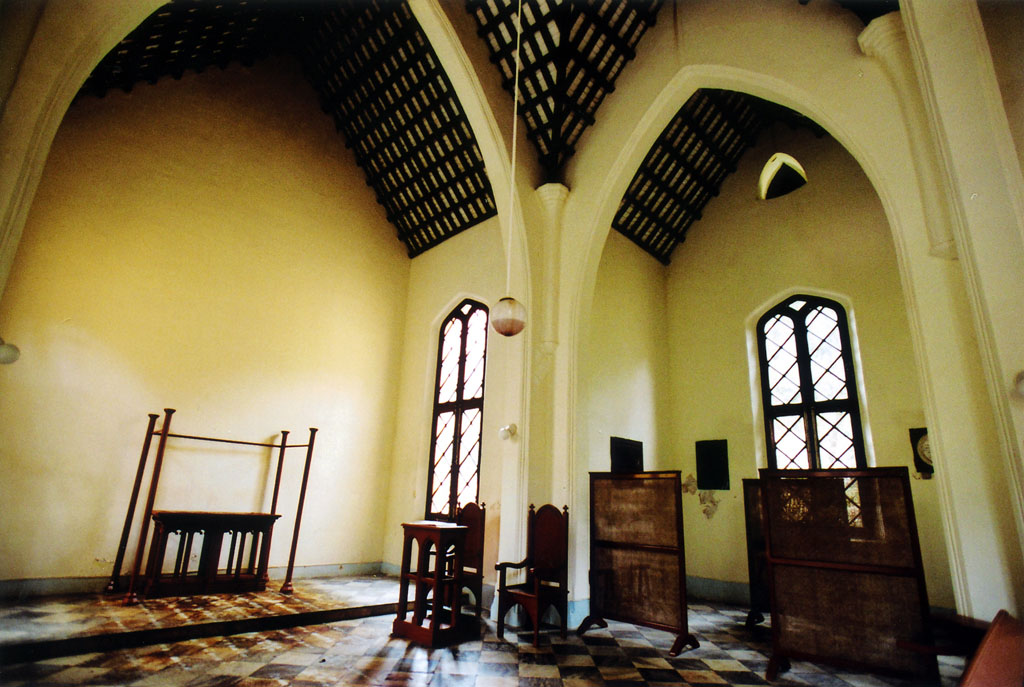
[757,294,866,470]
[426,299,489,520]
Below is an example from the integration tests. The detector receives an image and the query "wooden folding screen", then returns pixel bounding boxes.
[578,471,698,655]
[760,467,937,681]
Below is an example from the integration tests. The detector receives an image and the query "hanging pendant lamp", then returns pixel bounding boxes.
[492,0,527,338]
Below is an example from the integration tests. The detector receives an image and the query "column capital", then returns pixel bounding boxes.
[858,11,905,61]
[536,182,569,214]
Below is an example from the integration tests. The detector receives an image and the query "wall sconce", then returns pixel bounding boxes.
[758,152,807,200]
[0,337,20,364]
[498,423,518,441]
[1012,371,1024,399]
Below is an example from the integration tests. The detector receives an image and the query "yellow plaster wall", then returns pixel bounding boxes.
[0,56,410,581]
[582,230,670,474]
[661,125,953,608]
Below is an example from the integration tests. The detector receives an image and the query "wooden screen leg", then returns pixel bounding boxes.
[669,633,700,656]
[765,655,789,681]
[576,615,608,636]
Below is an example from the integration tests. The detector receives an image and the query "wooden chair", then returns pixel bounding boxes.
[455,501,485,617]
[960,609,1024,687]
[495,504,569,646]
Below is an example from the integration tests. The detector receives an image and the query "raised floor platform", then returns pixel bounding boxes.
[0,575,400,665]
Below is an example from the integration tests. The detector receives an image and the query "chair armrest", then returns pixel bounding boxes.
[495,559,528,591]
[495,559,528,572]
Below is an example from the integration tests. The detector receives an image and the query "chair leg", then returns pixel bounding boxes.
[497,594,510,640]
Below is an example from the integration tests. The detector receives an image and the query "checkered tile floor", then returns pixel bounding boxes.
[0,595,965,687]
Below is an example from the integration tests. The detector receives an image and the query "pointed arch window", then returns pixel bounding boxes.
[757,295,866,470]
[427,300,489,520]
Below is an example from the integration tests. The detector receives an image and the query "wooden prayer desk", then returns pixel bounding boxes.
[141,510,280,598]
[392,520,471,647]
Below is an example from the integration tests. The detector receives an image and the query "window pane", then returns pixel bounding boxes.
[773,414,809,469]
[456,408,481,507]
[844,477,863,527]
[806,306,849,402]
[431,411,456,516]
[428,300,488,518]
[463,309,488,400]
[437,319,463,404]
[764,314,802,406]
[815,411,857,469]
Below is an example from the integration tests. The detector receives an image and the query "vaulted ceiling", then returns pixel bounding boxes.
[76,0,898,264]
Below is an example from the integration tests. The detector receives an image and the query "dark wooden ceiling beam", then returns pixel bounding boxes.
[571,5,639,62]
[391,181,494,237]
[620,180,703,231]
[648,136,720,199]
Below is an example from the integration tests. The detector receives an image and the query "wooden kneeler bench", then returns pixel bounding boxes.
[106,409,318,603]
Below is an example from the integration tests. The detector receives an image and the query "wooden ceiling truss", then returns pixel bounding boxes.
[612,89,765,265]
[465,0,664,181]
[76,0,897,262]
[79,0,496,259]
[297,1,496,257]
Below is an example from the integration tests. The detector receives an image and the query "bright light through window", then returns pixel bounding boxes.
[757,295,865,470]
[427,300,488,519]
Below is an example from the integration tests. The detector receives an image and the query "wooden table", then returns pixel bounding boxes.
[141,510,280,598]
[392,520,471,647]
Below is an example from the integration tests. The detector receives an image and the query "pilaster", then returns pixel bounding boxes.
[859,13,956,259]
[902,0,1024,618]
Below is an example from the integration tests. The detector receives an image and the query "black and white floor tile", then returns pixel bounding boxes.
[0,579,965,687]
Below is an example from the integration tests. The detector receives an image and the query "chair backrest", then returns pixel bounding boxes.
[526,504,568,583]
[456,501,485,571]
[960,609,1024,687]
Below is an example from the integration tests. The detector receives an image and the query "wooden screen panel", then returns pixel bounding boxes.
[582,471,697,655]
[760,467,937,681]
[591,475,678,548]
[591,546,680,630]
[764,470,914,568]
[772,565,935,677]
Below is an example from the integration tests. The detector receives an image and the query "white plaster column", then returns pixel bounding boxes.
[537,183,570,504]
[901,0,1024,618]
[520,183,567,508]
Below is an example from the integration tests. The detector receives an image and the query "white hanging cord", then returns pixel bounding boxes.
[505,0,525,293]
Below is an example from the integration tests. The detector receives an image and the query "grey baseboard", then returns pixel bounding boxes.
[0,562,388,601]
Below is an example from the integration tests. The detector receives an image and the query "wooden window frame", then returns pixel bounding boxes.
[756,295,866,470]
[426,299,488,520]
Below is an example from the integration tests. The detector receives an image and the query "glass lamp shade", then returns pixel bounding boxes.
[491,297,526,337]
[0,339,20,364]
